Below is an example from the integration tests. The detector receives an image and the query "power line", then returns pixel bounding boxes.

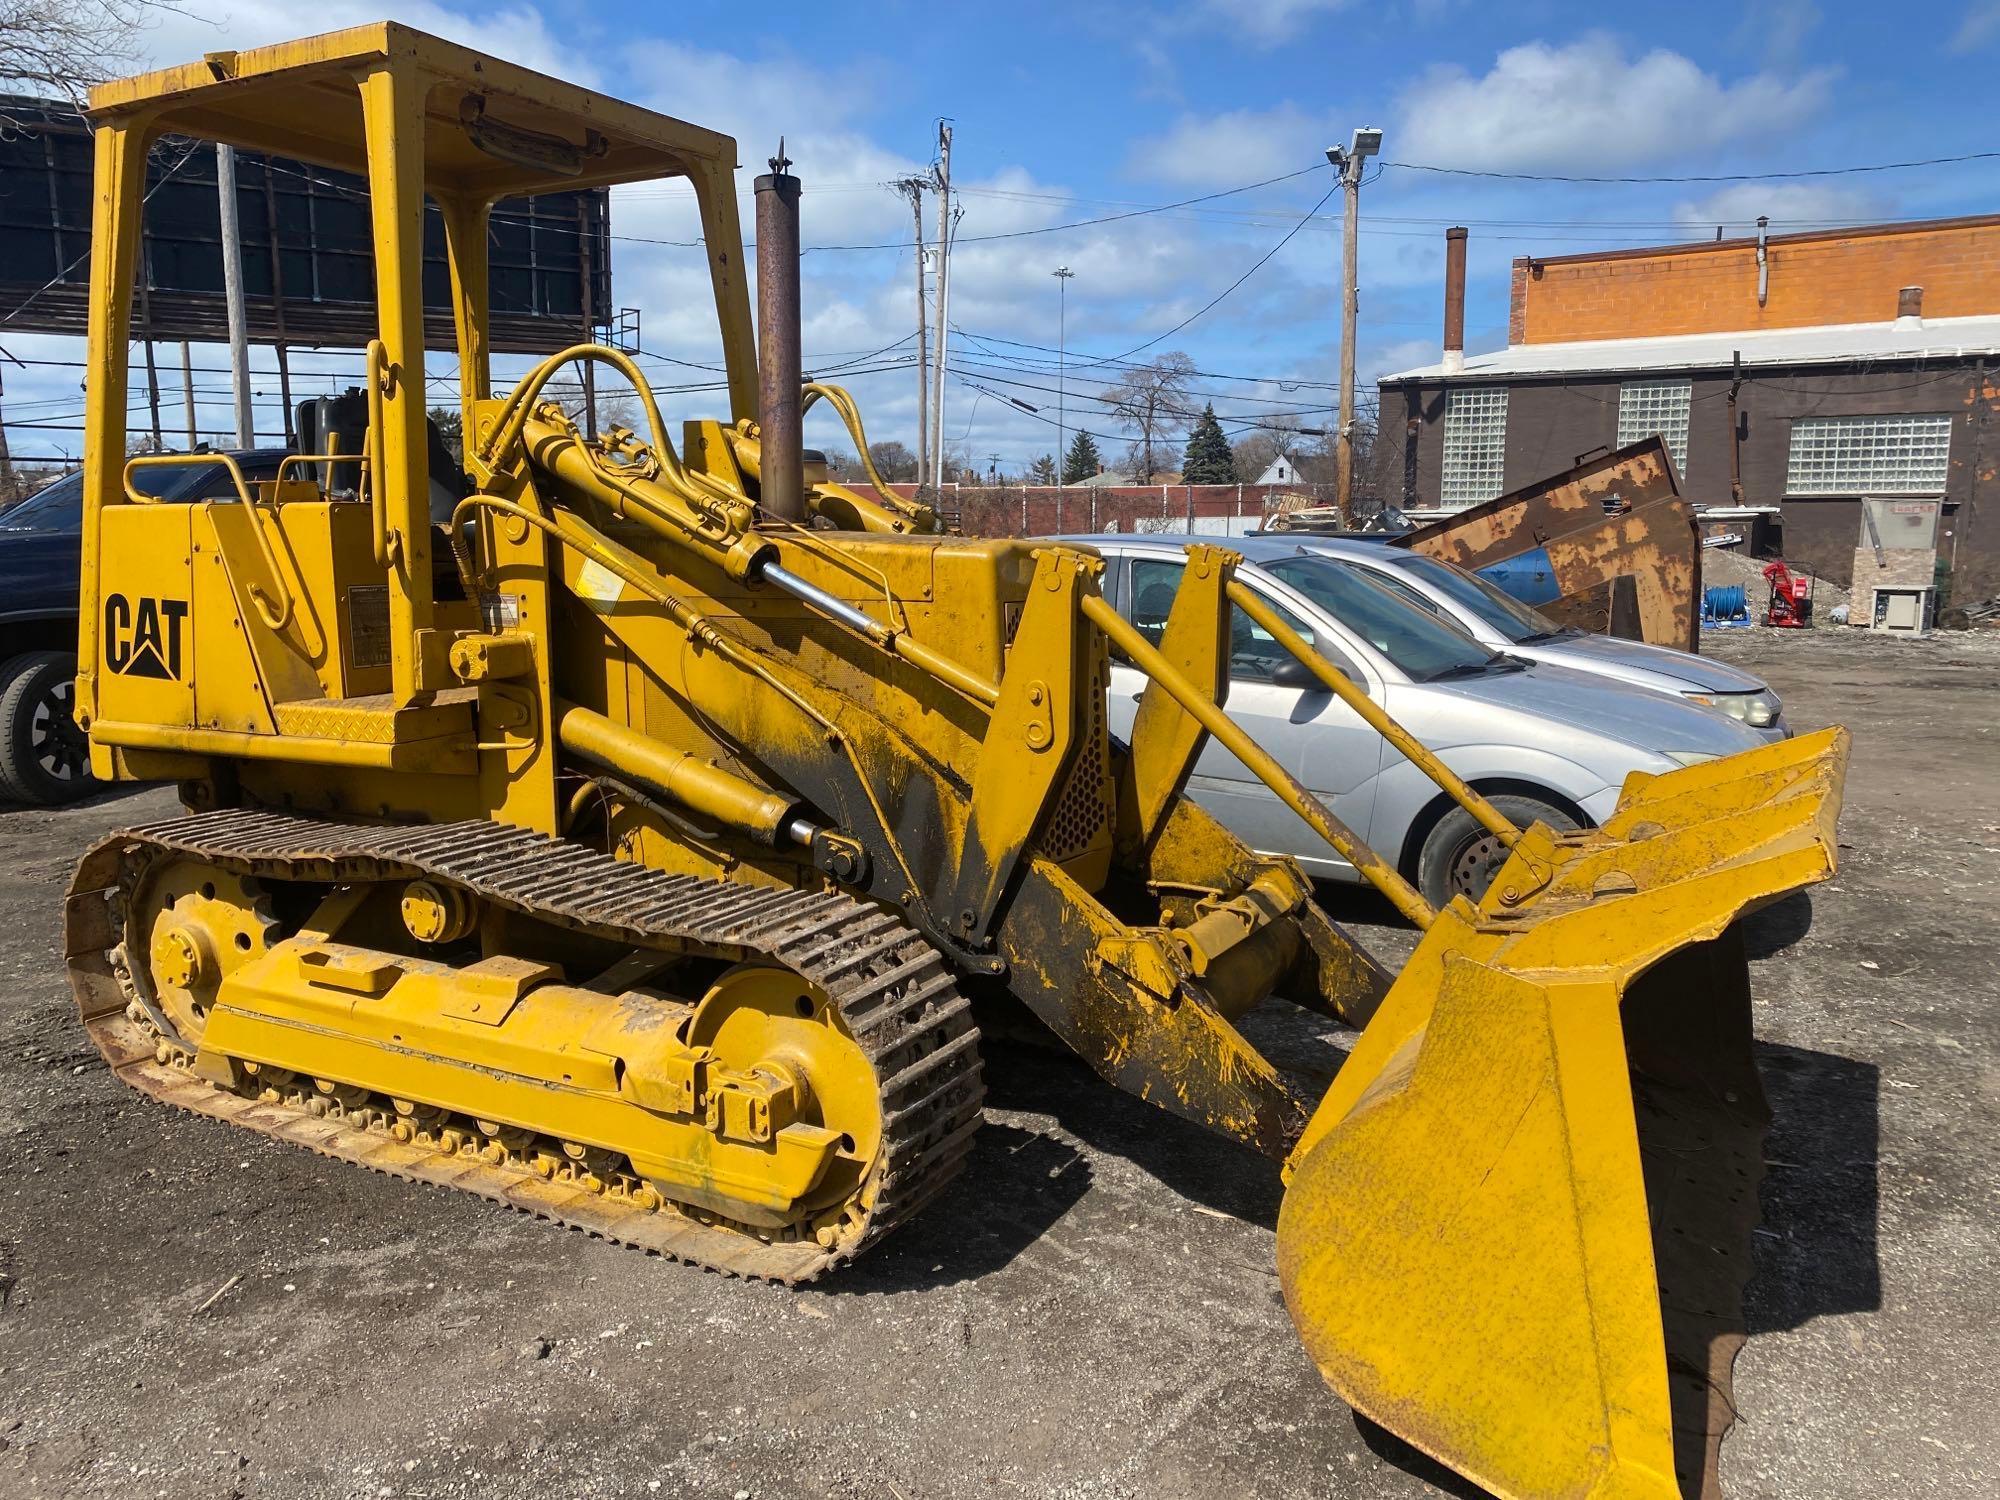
[1383,147,2000,185]
[262,153,1335,258]
[951,327,1338,388]
[1067,181,1339,373]
[804,163,1329,252]
[948,355,1332,417]
[954,371,1322,445]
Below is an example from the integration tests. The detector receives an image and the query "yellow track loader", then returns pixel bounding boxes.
[68,27,1848,1499]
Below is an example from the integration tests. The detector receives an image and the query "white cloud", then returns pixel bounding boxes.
[1953,1,2000,51]
[132,2,600,88]
[1201,0,1352,48]
[1733,0,1822,68]
[1396,35,1833,172]
[620,38,880,160]
[1673,181,1882,234]
[1367,337,1436,383]
[1128,104,1329,188]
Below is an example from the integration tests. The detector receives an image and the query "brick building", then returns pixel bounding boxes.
[1376,215,2000,607]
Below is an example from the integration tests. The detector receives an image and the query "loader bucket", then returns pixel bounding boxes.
[1276,727,1849,1500]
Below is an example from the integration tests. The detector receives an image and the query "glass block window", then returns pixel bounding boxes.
[1617,379,1691,473]
[1786,414,1952,495]
[1439,387,1508,508]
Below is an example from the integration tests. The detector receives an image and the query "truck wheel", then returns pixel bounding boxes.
[0,651,94,805]
[1416,793,1578,910]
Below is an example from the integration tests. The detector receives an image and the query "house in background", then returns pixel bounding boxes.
[1376,216,2000,607]
[1253,454,1300,486]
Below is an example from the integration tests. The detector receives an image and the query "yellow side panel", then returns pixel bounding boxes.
[198,502,305,725]
[188,506,279,735]
[96,504,195,731]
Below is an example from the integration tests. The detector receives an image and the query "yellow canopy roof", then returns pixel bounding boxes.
[87,21,735,200]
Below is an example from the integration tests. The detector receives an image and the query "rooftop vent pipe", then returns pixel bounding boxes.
[1755,216,1769,307]
[1442,226,1467,373]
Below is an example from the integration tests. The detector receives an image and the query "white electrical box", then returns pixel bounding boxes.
[1870,586,1933,634]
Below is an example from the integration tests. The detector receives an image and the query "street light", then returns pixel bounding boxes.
[1325,127,1381,525]
[1053,266,1074,487]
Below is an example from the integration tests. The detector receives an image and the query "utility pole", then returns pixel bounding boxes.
[930,122,954,487]
[0,360,16,504]
[895,177,930,490]
[216,144,255,447]
[577,194,597,439]
[1053,265,1073,486]
[1326,127,1381,525]
[137,281,163,450]
[261,163,295,444]
[179,342,197,447]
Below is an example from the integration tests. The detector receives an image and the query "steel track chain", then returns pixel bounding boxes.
[65,809,985,1284]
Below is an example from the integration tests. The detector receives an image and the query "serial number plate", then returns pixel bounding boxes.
[345,585,390,671]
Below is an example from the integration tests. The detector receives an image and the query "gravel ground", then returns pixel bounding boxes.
[0,625,1994,1499]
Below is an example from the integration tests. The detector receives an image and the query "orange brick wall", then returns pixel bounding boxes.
[1512,216,2000,344]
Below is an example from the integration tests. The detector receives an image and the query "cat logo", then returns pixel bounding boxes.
[104,594,189,681]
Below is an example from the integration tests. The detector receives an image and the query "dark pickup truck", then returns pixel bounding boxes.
[0,450,289,804]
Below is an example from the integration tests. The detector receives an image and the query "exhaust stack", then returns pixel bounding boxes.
[755,143,804,520]
[1443,226,1467,373]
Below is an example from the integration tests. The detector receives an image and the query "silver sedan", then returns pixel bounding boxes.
[1291,535,1789,740]
[1067,534,1770,906]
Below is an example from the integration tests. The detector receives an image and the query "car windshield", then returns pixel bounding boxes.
[1387,552,1566,644]
[0,471,84,533]
[0,454,290,537]
[130,455,287,503]
[1262,555,1509,682]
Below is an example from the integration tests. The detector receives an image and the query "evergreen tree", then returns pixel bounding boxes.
[1029,454,1057,484]
[1180,404,1236,485]
[1062,429,1103,484]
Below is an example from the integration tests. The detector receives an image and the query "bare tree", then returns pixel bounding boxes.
[937,441,974,485]
[541,376,638,438]
[867,439,918,482]
[0,1,187,128]
[1230,413,1305,483]
[1102,352,1196,483]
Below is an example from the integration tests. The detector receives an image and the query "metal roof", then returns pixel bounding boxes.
[1379,314,2000,384]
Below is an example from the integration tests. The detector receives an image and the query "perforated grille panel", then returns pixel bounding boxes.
[1040,645,1112,864]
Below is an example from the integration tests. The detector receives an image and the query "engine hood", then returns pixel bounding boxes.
[1522,630,1767,693]
[1422,661,1769,758]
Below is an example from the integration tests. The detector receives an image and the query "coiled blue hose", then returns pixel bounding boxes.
[1703,584,1747,621]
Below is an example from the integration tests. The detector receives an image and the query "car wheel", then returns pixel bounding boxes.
[1416,793,1579,909]
[0,650,94,805]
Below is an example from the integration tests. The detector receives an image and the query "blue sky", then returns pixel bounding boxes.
[11,0,2000,473]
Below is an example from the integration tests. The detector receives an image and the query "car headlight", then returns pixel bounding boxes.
[1664,750,1721,767]
[1684,690,1782,728]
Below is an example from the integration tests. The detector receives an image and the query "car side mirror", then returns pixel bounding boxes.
[1269,656,1320,689]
